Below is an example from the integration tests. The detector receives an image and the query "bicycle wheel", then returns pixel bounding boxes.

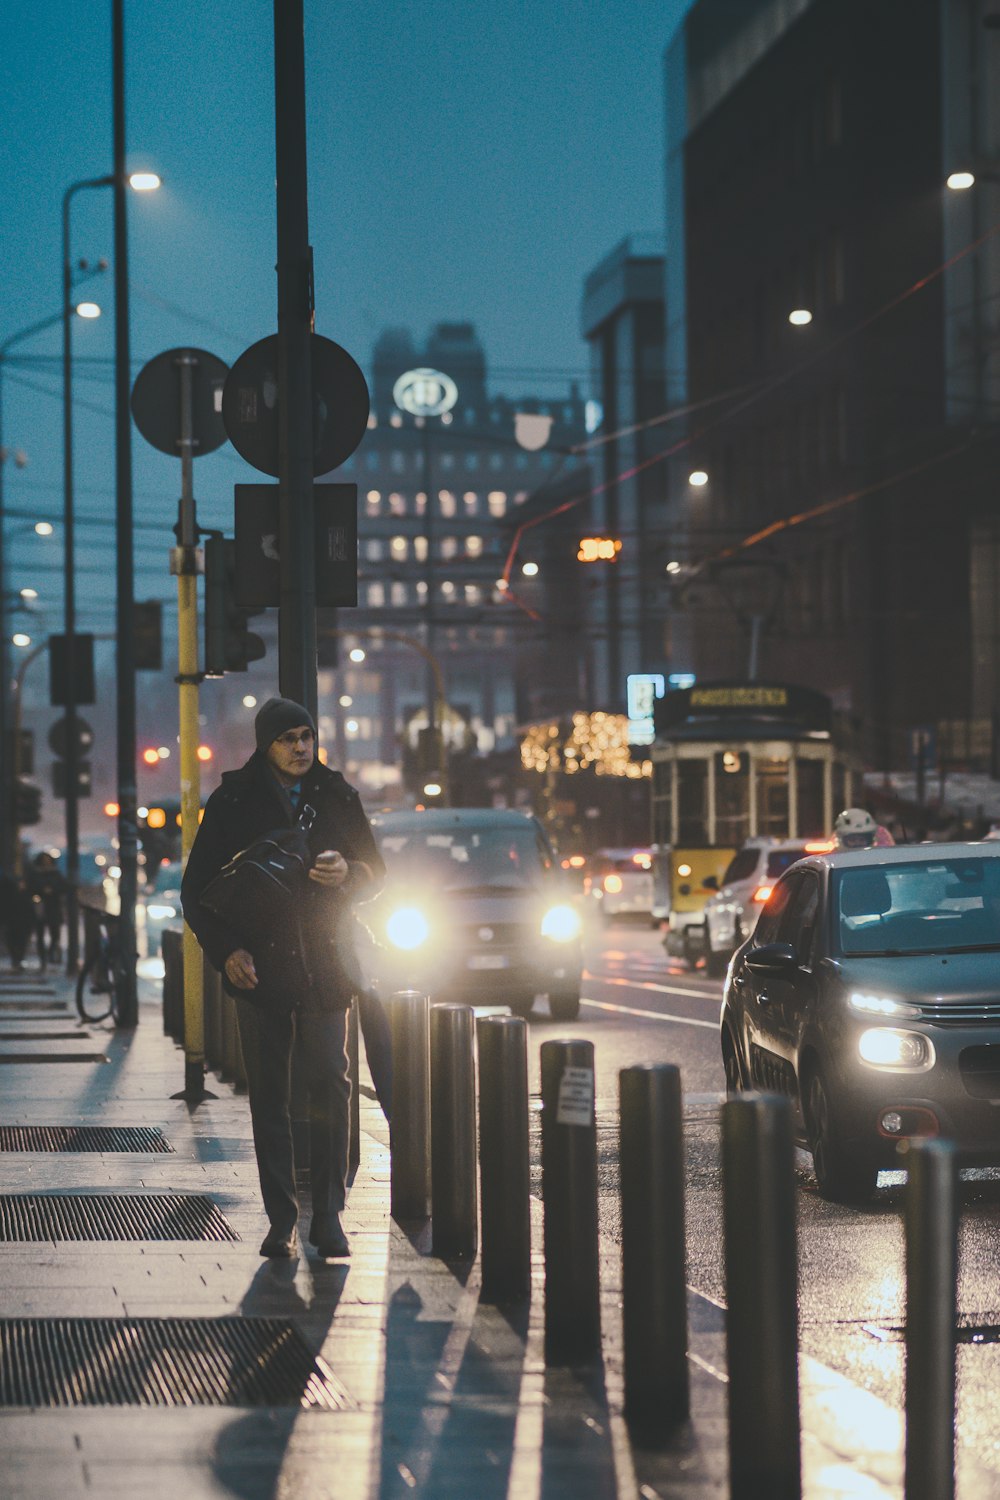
[76,944,115,1023]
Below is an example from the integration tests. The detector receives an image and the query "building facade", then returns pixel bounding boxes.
[663,0,1000,773]
[322,322,590,798]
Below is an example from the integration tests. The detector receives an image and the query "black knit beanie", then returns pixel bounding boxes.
[254,697,317,752]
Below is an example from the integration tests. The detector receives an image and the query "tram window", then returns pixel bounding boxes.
[715,750,749,848]
[756,757,789,837]
[796,758,825,838]
[677,759,708,844]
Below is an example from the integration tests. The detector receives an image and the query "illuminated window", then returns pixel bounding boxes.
[488,491,507,517]
[414,536,428,561]
[514,491,528,506]
[465,584,482,604]
[390,413,402,428]
[367,582,385,606]
[416,580,428,596]
[440,452,455,471]
[389,492,406,515]
[365,489,381,514]
[441,536,458,559]
[464,453,478,471]
[367,413,377,429]
[365,538,383,560]
[466,536,483,557]
[391,582,407,606]
[390,535,408,559]
[463,491,478,513]
[441,580,455,598]
[439,490,457,517]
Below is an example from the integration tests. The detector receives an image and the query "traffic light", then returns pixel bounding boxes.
[12,778,42,827]
[134,601,163,671]
[204,536,266,676]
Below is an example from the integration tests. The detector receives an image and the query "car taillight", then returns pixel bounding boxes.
[804,839,836,854]
[604,874,623,894]
[752,884,773,903]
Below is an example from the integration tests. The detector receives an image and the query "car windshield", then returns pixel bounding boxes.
[766,848,806,879]
[378,825,551,891]
[722,848,760,884]
[836,856,1000,956]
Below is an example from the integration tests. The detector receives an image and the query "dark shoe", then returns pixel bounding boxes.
[260,1225,298,1258]
[310,1213,349,1258]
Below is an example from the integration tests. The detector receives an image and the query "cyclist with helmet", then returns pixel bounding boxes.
[833,807,895,850]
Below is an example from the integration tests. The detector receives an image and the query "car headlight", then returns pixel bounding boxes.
[146,904,176,920]
[386,906,430,951]
[849,992,921,1020]
[858,1028,935,1071]
[541,903,582,942]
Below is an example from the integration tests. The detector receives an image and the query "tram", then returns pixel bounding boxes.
[649,682,860,956]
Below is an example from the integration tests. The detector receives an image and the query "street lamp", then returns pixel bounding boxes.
[61,169,160,974]
[946,171,976,191]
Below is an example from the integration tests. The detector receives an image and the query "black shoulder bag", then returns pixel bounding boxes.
[199,803,316,941]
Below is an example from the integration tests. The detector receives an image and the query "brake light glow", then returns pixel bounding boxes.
[804,839,836,854]
[604,874,623,894]
[632,853,652,869]
[752,885,773,903]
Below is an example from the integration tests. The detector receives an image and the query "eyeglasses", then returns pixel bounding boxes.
[275,729,315,749]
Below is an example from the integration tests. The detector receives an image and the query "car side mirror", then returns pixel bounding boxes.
[702,875,719,891]
[745,942,798,976]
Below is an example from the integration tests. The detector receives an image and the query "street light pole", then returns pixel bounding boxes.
[0,310,69,874]
[112,0,138,1026]
[63,176,113,975]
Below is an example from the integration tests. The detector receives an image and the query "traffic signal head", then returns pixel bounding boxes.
[204,535,266,675]
[12,779,41,827]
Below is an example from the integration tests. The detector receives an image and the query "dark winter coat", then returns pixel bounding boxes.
[181,752,384,1013]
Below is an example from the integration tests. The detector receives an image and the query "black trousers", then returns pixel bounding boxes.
[235,1002,350,1234]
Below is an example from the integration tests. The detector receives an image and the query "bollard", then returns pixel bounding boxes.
[722,1093,801,1500]
[541,1037,601,1363]
[904,1138,957,1500]
[478,1015,531,1303]
[620,1064,689,1437]
[389,990,430,1220]
[431,1005,478,1259]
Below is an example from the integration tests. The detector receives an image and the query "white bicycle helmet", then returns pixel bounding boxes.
[833,807,877,850]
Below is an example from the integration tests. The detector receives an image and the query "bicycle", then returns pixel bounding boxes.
[76,908,125,1024]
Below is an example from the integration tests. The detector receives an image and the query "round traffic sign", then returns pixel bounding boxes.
[48,716,94,760]
[221,333,370,478]
[131,348,230,457]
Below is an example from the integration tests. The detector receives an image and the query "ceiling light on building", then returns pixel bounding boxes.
[946,171,975,191]
[688,470,709,487]
[788,309,813,326]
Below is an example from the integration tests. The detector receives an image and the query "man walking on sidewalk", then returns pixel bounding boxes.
[181,697,384,1259]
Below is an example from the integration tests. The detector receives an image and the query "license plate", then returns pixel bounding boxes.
[468,954,508,970]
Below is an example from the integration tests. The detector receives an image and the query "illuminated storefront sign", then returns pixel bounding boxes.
[626,673,665,745]
[392,367,459,418]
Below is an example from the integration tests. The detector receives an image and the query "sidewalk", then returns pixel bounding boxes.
[0,962,895,1499]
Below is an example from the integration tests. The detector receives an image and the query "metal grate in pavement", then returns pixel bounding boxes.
[0,1126,173,1154]
[0,1193,238,1242]
[0,1001,67,1012]
[0,1317,353,1408]
[0,1032,89,1041]
[0,1053,108,1065]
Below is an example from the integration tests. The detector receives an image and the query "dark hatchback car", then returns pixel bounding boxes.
[721,842,1000,1201]
[366,808,584,1019]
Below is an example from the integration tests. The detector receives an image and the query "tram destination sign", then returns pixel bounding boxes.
[654,681,832,736]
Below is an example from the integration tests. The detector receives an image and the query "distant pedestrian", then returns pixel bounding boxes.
[0,875,38,971]
[181,697,385,1260]
[29,852,68,967]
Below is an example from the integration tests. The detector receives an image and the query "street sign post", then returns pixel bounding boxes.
[222,333,369,478]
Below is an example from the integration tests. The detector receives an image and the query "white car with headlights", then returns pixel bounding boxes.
[584,847,655,920]
[368,808,584,1020]
[138,859,182,956]
[721,841,1000,1202]
[703,838,826,974]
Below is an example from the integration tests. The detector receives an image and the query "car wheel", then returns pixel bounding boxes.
[682,925,703,965]
[548,984,581,1022]
[722,1030,744,1098]
[807,1069,877,1203]
[507,994,535,1020]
